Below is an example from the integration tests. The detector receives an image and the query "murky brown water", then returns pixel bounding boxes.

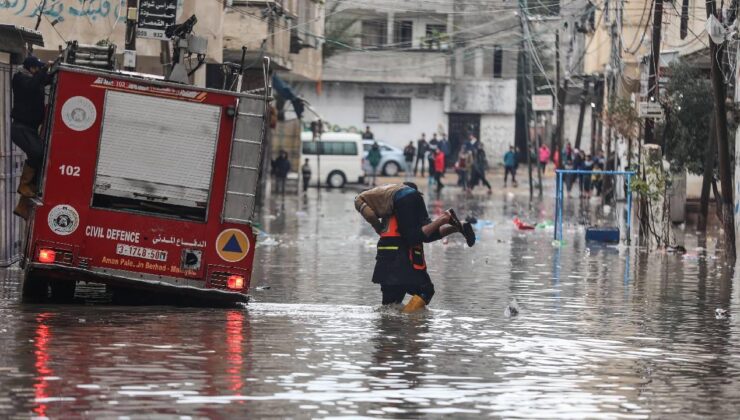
[2,185,740,418]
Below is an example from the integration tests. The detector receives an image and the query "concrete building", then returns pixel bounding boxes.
[296,0,522,165]
[223,0,324,83]
[0,0,225,86]
[295,0,452,151]
[447,0,520,164]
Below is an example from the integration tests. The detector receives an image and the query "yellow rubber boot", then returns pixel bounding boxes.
[17,163,36,198]
[402,295,426,314]
[13,196,32,220]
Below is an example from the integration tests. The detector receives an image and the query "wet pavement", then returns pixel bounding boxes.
[2,179,740,418]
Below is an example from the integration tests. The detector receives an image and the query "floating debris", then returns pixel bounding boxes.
[504,298,520,317]
[666,245,687,254]
[513,217,535,230]
[715,308,728,320]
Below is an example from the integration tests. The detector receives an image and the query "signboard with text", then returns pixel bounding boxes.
[532,95,553,112]
[136,0,181,40]
[638,101,664,119]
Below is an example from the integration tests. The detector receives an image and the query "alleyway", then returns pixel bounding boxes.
[1,180,739,417]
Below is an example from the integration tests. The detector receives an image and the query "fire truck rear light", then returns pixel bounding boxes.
[227,275,244,290]
[39,249,56,263]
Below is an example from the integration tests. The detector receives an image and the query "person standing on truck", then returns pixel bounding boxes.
[272,150,291,194]
[11,56,52,220]
[362,183,475,313]
[301,158,311,192]
[367,142,382,186]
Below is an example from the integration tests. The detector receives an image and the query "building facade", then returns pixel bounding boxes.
[296,0,453,150]
[296,0,521,165]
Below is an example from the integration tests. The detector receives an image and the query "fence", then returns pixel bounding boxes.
[1,62,25,266]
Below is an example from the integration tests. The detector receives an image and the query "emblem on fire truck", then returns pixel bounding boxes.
[47,205,80,236]
[61,96,97,132]
[216,229,250,263]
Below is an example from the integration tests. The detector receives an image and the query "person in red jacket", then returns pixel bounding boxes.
[433,148,445,193]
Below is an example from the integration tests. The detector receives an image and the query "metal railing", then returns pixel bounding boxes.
[554,169,636,244]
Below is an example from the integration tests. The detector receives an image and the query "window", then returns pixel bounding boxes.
[425,24,447,50]
[364,97,411,123]
[493,46,503,78]
[361,20,387,48]
[526,0,559,16]
[93,91,221,221]
[302,141,358,156]
[393,21,413,48]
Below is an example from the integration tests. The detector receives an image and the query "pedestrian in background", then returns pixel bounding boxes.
[414,133,428,176]
[301,158,312,192]
[573,149,585,196]
[429,133,439,149]
[455,150,470,191]
[434,147,446,193]
[538,142,550,174]
[368,142,382,186]
[403,141,415,181]
[470,142,492,194]
[439,133,450,166]
[582,153,594,199]
[362,125,374,140]
[503,145,518,187]
[427,146,437,188]
[563,141,573,162]
[272,150,291,194]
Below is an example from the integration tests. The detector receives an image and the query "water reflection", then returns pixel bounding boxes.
[0,188,739,417]
[33,313,54,418]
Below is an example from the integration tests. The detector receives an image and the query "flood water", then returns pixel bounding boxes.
[2,185,740,418]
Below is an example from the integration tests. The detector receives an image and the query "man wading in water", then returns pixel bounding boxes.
[355,183,475,313]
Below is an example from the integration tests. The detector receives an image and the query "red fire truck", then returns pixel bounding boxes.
[21,63,269,305]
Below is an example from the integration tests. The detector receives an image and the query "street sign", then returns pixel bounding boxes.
[638,101,664,119]
[136,0,181,40]
[532,95,553,112]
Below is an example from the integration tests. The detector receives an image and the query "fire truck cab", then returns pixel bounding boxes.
[22,62,269,306]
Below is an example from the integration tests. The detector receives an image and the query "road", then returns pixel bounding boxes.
[1,178,739,418]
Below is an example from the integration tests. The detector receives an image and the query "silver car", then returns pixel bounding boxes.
[362,140,406,177]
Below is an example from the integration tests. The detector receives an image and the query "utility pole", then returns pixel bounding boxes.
[520,5,542,198]
[124,0,138,71]
[705,0,736,259]
[553,29,567,168]
[574,77,590,151]
[519,0,534,199]
[644,0,664,145]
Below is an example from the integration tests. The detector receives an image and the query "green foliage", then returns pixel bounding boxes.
[631,165,668,201]
[604,97,640,140]
[659,60,713,175]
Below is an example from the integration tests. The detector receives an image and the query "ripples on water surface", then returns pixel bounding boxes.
[1,189,740,418]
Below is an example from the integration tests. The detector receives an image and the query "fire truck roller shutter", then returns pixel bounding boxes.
[223,96,266,223]
[94,91,221,212]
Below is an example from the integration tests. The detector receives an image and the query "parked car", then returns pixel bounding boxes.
[362,140,406,177]
[300,132,364,188]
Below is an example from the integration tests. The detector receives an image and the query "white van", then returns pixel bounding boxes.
[300,132,364,188]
